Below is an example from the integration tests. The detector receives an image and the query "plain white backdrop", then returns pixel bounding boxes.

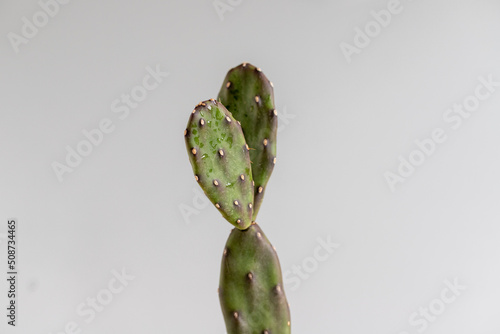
[1,0,500,333]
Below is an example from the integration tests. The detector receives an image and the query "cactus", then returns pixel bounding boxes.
[184,99,254,230]
[218,63,277,220]
[184,63,290,334]
[219,222,291,334]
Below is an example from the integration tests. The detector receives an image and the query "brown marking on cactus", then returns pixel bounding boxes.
[255,96,260,103]
[184,129,188,136]
[256,232,262,239]
[242,62,248,67]
[194,175,199,182]
[256,67,262,72]
[216,203,221,209]
[263,138,268,146]
[275,284,282,293]
[263,331,269,334]
[223,248,227,256]
[258,186,263,193]
[226,81,231,88]
[272,109,278,116]
[247,272,253,280]
[233,311,239,319]
[210,98,216,102]
[192,109,196,114]
[191,148,197,155]
[236,219,241,224]
[273,157,277,164]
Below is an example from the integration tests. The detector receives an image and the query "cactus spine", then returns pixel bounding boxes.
[184,63,290,334]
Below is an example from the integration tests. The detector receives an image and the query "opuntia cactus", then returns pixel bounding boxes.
[184,99,254,230]
[219,222,291,334]
[184,63,290,334]
[218,63,277,220]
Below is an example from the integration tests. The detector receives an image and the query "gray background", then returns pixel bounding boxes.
[1,0,500,333]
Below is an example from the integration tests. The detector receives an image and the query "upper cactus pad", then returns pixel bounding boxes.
[184,99,254,230]
[218,63,277,220]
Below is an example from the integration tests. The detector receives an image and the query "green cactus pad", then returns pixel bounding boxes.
[219,223,291,334]
[184,99,254,230]
[218,63,277,220]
